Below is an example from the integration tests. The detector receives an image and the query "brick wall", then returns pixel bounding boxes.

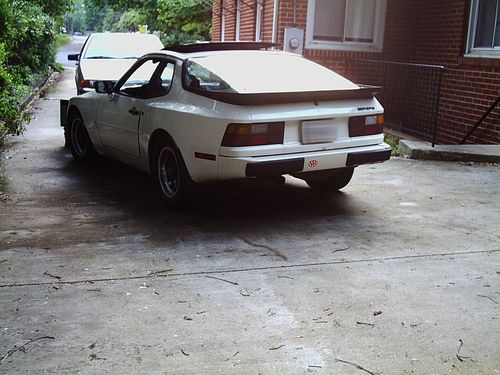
[212,0,500,144]
[406,0,500,144]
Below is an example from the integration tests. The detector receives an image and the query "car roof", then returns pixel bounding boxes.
[146,43,296,61]
[89,32,158,37]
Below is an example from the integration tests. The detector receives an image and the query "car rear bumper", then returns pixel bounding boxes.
[218,143,391,179]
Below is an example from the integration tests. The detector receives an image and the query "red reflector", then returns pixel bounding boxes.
[194,152,216,161]
[222,122,284,147]
[349,114,384,137]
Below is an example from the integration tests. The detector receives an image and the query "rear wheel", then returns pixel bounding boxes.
[69,114,96,163]
[152,139,188,207]
[305,167,355,192]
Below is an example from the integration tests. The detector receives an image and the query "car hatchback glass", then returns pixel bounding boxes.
[185,51,358,94]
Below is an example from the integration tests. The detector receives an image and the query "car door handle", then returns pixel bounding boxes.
[128,107,140,116]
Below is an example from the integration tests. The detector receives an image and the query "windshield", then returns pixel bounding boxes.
[84,34,163,59]
[184,51,359,94]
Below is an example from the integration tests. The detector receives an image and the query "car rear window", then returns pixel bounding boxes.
[183,51,358,94]
[84,34,163,59]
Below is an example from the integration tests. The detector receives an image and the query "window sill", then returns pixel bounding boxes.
[465,52,500,59]
[460,54,500,67]
[305,41,382,53]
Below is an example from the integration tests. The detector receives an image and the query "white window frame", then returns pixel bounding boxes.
[221,2,226,42]
[255,0,263,42]
[466,0,500,58]
[305,0,387,52]
[236,0,241,41]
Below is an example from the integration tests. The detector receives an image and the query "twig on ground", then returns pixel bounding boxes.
[356,321,375,327]
[205,275,238,285]
[43,271,61,281]
[335,358,375,375]
[224,351,239,361]
[456,339,471,362]
[148,269,173,276]
[239,289,251,297]
[180,349,190,356]
[477,294,498,304]
[0,336,55,362]
[331,246,351,253]
[277,275,294,279]
[269,344,285,351]
[309,365,322,368]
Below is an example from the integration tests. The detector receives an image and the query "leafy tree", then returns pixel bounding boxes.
[117,9,148,32]
[157,0,212,46]
[31,0,72,18]
[80,0,212,43]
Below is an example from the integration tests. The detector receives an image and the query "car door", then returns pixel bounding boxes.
[95,58,164,158]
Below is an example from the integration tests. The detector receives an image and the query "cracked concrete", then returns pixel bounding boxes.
[0,38,499,374]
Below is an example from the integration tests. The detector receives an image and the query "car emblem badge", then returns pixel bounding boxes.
[308,160,318,168]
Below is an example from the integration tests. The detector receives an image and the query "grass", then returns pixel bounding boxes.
[384,133,406,157]
[55,33,71,49]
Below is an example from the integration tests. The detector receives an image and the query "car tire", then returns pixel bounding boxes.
[152,139,188,207]
[305,167,355,191]
[69,114,97,163]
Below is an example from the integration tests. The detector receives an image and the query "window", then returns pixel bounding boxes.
[184,59,235,93]
[120,58,175,99]
[183,52,357,95]
[467,0,500,57]
[83,34,163,59]
[305,0,386,52]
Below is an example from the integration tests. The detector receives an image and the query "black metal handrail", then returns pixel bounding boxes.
[460,95,500,144]
[345,59,444,146]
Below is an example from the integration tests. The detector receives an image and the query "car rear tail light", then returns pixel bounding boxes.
[221,122,285,147]
[349,114,384,137]
[80,80,94,89]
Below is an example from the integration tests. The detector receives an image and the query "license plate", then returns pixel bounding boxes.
[301,119,337,144]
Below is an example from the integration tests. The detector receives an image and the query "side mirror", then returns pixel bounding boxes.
[95,81,114,94]
[67,54,79,61]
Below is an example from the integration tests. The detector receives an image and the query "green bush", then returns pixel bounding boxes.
[0,0,63,135]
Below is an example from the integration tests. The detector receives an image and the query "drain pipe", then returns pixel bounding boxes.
[272,0,279,43]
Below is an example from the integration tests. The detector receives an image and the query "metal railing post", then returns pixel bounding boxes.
[431,67,444,147]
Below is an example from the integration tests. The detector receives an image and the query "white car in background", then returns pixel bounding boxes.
[68,33,164,94]
[61,43,391,206]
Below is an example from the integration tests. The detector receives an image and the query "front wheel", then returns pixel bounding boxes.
[305,167,355,192]
[69,114,96,163]
[153,140,188,207]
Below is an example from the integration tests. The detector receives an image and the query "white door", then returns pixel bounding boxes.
[96,94,143,157]
[95,58,167,158]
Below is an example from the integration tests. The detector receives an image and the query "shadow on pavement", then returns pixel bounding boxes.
[55,148,357,225]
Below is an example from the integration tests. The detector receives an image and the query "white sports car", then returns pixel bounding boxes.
[60,42,391,206]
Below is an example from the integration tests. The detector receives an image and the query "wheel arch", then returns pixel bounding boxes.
[67,105,83,122]
[148,129,177,174]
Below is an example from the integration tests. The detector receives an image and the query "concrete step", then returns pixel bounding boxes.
[399,140,500,163]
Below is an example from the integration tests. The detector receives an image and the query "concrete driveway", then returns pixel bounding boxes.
[0,58,499,374]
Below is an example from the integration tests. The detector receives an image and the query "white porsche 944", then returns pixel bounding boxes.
[60,42,391,206]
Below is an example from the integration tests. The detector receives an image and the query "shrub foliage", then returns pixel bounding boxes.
[0,0,69,135]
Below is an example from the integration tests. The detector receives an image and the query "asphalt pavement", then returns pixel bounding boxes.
[0,40,499,374]
[56,35,86,68]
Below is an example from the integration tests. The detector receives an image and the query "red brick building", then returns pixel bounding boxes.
[212,0,500,144]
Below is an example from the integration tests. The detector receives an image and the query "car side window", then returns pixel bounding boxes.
[120,59,175,99]
[160,63,175,90]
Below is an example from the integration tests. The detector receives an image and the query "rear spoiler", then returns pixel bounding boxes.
[184,85,381,106]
